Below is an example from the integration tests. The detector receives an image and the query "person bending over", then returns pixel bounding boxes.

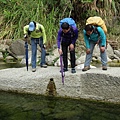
[82,24,107,71]
[57,22,78,73]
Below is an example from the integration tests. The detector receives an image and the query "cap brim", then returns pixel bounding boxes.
[29,27,34,31]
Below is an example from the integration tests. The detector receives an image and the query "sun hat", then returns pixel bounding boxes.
[29,22,35,31]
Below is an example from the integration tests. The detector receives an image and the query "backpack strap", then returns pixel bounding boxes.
[93,26,100,36]
[86,26,100,37]
[70,26,75,37]
[28,30,31,35]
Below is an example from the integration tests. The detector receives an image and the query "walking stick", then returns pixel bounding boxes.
[60,55,65,85]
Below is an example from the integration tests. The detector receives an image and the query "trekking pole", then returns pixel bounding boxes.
[24,37,28,71]
[60,54,65,85]
[25,41,28,71]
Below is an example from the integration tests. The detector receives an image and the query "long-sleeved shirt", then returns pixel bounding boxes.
[83,26,106,49]
[23,23,46,44]
[57,27,78,49]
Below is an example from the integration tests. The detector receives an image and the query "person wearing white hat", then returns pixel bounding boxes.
[24,21,47,72]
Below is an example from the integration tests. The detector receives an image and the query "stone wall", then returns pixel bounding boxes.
[0,67,120,104]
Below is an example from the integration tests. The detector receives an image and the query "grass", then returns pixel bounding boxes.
[0,0,61,48]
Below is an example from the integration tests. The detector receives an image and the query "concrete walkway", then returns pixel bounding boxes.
[0,66,120,103]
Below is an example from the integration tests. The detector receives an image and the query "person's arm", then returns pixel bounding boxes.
[57,29,63,55]
[83,30,90,49]
[57,29,62,49]
[23,25,29,35]
[23,25,29,42]
[97,27,106,46]
[71,28,78,44]
[39,24,46,44]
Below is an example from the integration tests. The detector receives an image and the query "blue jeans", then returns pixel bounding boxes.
[84,41,107,67]
[31,37,46,68]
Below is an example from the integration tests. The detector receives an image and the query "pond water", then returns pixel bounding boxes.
[0,59,25,70]
[0,91,120,120]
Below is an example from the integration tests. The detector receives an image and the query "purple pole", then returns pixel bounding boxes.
[60,55,65,85]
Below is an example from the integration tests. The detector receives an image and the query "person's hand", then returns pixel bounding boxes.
[43,44,46,49]
[86,49,90,54]
[69,44,74,51]
[24,34,28,39]
[100,46,105,52]
[24,34,28,42]
[58,49,63,55]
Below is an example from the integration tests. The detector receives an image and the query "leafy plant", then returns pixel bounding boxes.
[0,0,120,48]
[2,50,9,62]
[0,0,7,4]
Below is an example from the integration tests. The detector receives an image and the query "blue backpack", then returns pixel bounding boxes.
[60,18,77,28]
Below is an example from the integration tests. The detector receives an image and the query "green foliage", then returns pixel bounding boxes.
[2,50,9,62]
[109,25,120,36]
[0,0,73,47]
[0,0,120,48]
[81,0,94,3]
[85,10,99,17]
[0,0,7,4]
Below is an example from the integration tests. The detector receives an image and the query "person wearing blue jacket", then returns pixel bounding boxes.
[82,24,107,71]
[57,22,78,73]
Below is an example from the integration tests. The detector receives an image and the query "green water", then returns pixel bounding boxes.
[0,59,25,70]
[0,91,120,120]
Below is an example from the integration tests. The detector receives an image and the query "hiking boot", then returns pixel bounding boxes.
[102,66,107,70]
[41,64,47,68]
[32,68,36,72]
[63,68,68,72]
[82,66,90,72]
[71,68,76,73]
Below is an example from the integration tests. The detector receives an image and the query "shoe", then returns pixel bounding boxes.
[41,64,47,68]
[102,66,107,70]
[63,68,68,72]
[32,68,36,72]
[60,68,68,72]
[71,68,76,73]
[82,66,90,72]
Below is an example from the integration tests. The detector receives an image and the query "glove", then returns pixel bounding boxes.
[24,34,28,39]
[43,44,46,49]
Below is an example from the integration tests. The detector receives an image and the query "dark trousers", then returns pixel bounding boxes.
[61,42,76,69]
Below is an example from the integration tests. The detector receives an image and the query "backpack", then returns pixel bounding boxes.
[60,18,77,28]
[86,16,107,34]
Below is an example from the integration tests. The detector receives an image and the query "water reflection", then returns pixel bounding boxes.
[0,91,120,120]
[0,59,25,70]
